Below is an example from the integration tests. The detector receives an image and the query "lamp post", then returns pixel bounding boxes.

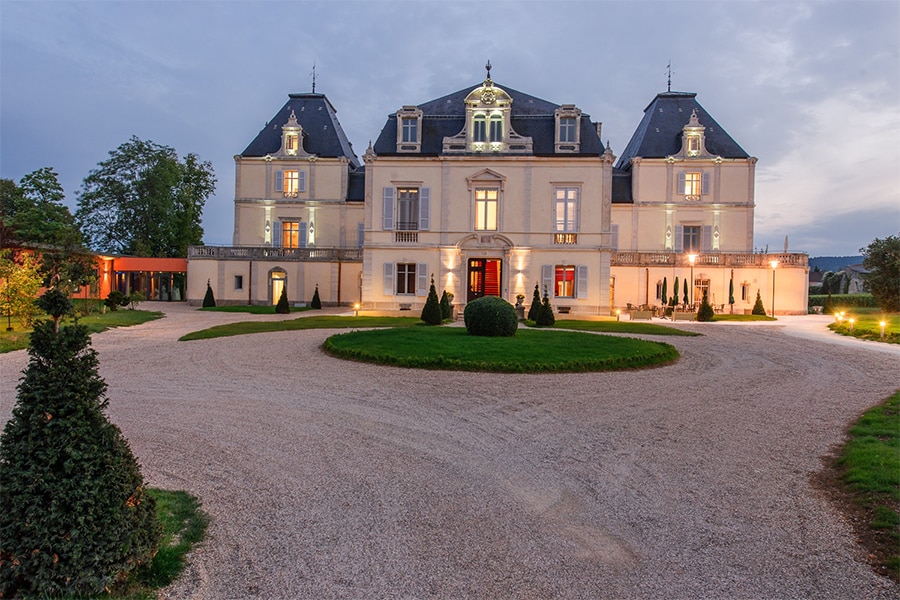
[769,260,779,317]
[5,292,11,332]
[880,321,887,340]
[688,254,697,309]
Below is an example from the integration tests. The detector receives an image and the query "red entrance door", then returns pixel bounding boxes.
[468,259,501,302]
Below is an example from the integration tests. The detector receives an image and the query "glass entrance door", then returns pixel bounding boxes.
[467,259,501,302]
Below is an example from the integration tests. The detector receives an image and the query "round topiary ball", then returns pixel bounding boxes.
[463,296,518,337]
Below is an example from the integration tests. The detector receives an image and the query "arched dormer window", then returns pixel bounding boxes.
[277,109,311,158]
[489,115,502,143]
[473,115,487,143]
[677,109,710,158]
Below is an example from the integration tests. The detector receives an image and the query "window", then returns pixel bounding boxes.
[555,266,575,298]
[284,170,300,196]
[555,187,579,232]
[396,263,416,295]
[475,188,498,231]
[741,282,751,301]
[683,172,701,200]
[285,132,299,155]
[281,221,304,248]
[274,169,305,196]
[559,117,576,142]
[489,115,502,143]
[234,275,243,290]
[656,280,664,301]
[397,188,420,231]
[683,225,700,252]
[401,118,418,143]
[473,115,486,143]
[687,136,700,156]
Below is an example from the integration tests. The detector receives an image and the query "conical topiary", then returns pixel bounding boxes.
[697,290,715,321]
[527,283,541,322]
[421,276,442,325]
[202,279,216,308]
[439,290,452,321]
[536,286,555,327]
[0,294,160,597]
[311,284,322,309]
[752,289,767,315]
[275,286,290,314]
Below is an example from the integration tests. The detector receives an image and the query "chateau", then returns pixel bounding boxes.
[187,67,809,315]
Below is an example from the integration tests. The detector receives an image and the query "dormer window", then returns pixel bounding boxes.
[489,115,502,143]
[280,109,304,156]
[677,109,709,158]
[687,135,700,156]
[395,106,423,153]
[555,105,582,153]
[473,115,486,143]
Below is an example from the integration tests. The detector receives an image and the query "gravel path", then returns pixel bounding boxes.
[1,303,898,599]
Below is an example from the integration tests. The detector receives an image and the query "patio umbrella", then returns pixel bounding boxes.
[661,277,667,305]
[729,278,735,313]
[683,279,689,306]
[673,277,679,305]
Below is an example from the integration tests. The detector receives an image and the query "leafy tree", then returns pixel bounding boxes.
[0,250,42,328]
[527,283,541,321]
[0,297,160,597]
[105,290,128,311]
[76,137,216,257]
[275,287,290,314]
[202,281,216,308]
[752,290,767,315]
[860,235,900,312]
[311,284,322,309]
[697,291,715,322]
[420,276,442,325]
[440,290,452,320]
[35,289,73,332]
[536,287,555,327]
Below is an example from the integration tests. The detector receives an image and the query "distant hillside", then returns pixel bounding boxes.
[809,256,863,272]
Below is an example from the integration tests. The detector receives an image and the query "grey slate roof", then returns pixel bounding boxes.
[242,94,361,170]
[612,168,633,204]
[373,82,605,156]
[615,92,749,170]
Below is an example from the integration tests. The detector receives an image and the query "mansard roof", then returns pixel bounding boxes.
[615,91,749,170]
[373,82,605,156]
[242,93,361,169]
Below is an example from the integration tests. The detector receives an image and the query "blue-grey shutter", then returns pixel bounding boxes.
[676,172,685,195]
[272,222,282,247]
[382,187,394,230]
[383,263,394,296]
[610,224,619,251]
[298,170,307,192]
[576,265,588,299]
[298,224,307,248]
[419,187,430,230]
[416,264,428,296]
[274,170,284,192]
[701,172,711,195]
[674,225,684,253]
[541,265,553,297]
[357,222,364,248]
[702,225,712,252]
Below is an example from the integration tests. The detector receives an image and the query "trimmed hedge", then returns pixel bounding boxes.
[809,294,877,309]
[464,296,518,337]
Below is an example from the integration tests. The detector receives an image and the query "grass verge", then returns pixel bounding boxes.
[817,391,900,582]
[323,326,679,373]
[200,305,313,314]
[828,311,899,344]
[179,315,421,341]
[710,313,777,322]
[551,319,700,336]
[0,310,164,354]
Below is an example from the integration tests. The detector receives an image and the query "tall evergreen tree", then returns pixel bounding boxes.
[439,290,452,321]
[275,286,290,314]
[697,290,715,321]
[421,275,442,325]
[202,280,216,308]
[311,284,322,309]
[752,290,767,315]
[536,286,555,327]
[0,294,160,597]
[527,283,541,321]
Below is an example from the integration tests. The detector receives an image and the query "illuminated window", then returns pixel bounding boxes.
[555,187,579,232]
[397,188,420,231]
[475,189,498,231]
[274,169,305,196]
[555,266,575,298]
[396,263,416,295]
[401,118,417,143]
[559,117,576,142]
[687,136,700,156]
[282,221,302,248]
[473,115,486,143]
[683,225,700,252]
[683,172,701,199]
[284,170,300,196]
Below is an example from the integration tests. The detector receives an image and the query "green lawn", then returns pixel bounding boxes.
[179,315,421,341]
[828,310,899,344]
[200,305,313,314]
[0,309,164,354]
[552,319,701,336]
[323,326,679,373]
[710,313,777,322]
[833,391,900,581]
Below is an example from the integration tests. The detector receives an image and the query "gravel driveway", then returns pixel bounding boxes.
[1,303,898,599]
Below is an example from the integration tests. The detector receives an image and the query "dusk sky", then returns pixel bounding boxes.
[2,1,898,257]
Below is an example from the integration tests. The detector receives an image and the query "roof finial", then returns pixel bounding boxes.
[666,60,672,92]
[311,62,317,93]
[485,60,492,81]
